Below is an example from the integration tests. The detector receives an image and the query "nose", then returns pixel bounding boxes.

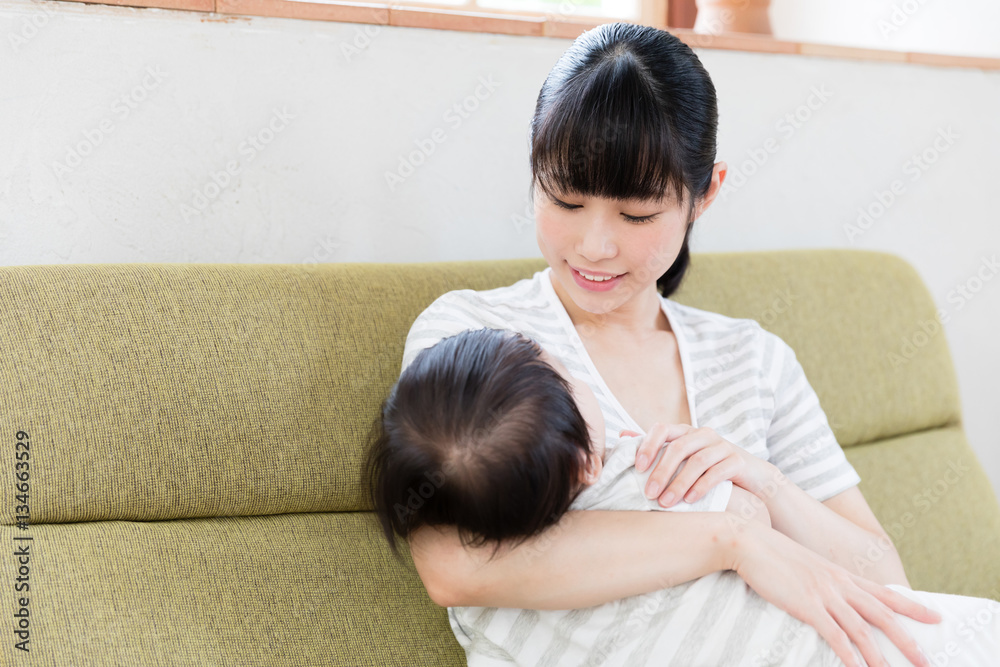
[577,213,618,262]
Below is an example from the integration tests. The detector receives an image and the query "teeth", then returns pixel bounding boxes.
[579,271,618,282]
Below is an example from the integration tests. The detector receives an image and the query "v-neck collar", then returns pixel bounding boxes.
[540,265,698,435]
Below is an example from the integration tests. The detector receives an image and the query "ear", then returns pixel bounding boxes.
[693,161,728,221]
[578,449,603,486]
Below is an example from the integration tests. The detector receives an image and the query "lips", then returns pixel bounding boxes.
[569,264,626,291]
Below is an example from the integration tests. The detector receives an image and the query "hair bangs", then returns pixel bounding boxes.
[531,57,688,209]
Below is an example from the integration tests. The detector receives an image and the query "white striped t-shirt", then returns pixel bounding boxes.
[400,265,860,666]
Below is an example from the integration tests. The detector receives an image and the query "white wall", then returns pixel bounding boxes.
[1,0,998,503]
[770,0,1000,58]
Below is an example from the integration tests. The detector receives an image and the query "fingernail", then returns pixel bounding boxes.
[646,481,660,498]
[637,455,648,471]
[660,491,675,506]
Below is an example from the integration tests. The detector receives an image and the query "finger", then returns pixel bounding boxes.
[675,458,735,505]
[810,611,865,667]
[658,448,730,507]
[619,429,641,438]
[847,588,931,667]
[634,422,668,472]
[854,577,943,625]
[643,429,714,501]
[827,596,889,667]
[635,423,690,472]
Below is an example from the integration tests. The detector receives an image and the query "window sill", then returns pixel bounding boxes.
[53,0,1000,71]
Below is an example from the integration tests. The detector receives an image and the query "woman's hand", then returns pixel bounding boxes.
[732,519,940,667]
[621,422,777,506]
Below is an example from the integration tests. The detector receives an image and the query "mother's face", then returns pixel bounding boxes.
[533,181,692,317]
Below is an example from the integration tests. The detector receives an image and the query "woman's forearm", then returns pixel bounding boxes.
[753,467,910,586]
[408,510,743,609]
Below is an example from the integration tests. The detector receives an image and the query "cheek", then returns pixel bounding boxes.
[535,212,571,249]
[637,222,685,271]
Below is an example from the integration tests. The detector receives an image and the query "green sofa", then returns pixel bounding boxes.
[1,248,998,666]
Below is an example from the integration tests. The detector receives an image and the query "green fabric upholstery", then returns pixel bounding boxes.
[1,249,998,666]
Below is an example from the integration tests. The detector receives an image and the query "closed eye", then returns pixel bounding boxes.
[551,197,581,211]
[551,196,658,225]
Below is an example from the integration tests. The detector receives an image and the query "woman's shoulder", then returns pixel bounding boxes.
[664,298,806,377]
[423,268,546,306]
[401,268,553,372]
[664,298,765,342]
[444,268,549,307]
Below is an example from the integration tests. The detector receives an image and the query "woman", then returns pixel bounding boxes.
[399,21,997,667]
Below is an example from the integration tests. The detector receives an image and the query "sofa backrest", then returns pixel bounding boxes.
[0,250,964,524]
[1,250,997,666]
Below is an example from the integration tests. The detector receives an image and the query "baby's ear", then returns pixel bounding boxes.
[579,450,602,486]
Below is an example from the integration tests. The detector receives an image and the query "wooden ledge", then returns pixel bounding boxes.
[42,0,1000,70]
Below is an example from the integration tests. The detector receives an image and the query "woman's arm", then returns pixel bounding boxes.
[748,330,910,587]
[408,509,737,609]
[751,465,911,587]
[628,423,938,667]
[632,422,909,586]
[410,502,937,667]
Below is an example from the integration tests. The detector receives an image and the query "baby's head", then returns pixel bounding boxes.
[364,327,606,561]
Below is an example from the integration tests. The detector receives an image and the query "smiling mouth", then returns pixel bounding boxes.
[572,267,624,282]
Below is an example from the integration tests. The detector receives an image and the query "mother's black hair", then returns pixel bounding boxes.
[362,327,593,564]
[528,21,719,297]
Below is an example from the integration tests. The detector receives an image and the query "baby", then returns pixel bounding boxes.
[363,326,773,665]
[364,327,1000,667]
[364,325,769,565]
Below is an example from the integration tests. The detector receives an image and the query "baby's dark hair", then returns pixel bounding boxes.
[363,327,593,563]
